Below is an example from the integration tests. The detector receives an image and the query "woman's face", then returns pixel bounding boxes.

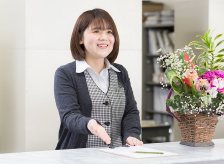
[80,22,115,60]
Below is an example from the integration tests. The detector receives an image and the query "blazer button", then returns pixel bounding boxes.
[103,101,109,105]
[104,122,110,126]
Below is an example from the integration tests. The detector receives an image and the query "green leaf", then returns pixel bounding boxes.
[215,54,224,58]
[215,39,224,48]
[196,35,205,42]
[192,98,199,103]
[179,53,184,61]
[208,50,215,54]
[203,61,209,68]
[195,44,207,50]
[205,29,211,45]
[209,36,212,45]
[174,95,180,100]
[198,52,209,59]
[166,99,173,106]
[165,68,188,94]
[188,41,200,46]
[214,34,223,41]
[203,41,210,47]
[214,58,224,64]
[218,48,224,53]
[210,41,214,50]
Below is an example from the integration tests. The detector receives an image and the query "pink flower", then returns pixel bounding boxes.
[186,69,198,80]
[199,71,215,82]
[218,88,224,93]
[195,83,201,91]
[214,70,224,78]
[210,78,224,93]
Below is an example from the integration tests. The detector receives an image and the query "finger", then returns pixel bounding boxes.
[140,141,143,145]
[127,137,135,146]
[136,140,143,146]
[132,138,139,146]
[96,125,111,144]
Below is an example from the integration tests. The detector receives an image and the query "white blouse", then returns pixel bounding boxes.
[76,58,120,93]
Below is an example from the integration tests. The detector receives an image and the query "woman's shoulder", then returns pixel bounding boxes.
[112,63,129,85]
[56,61,76,72]
[112,63,127,73]
[55,61,77,77]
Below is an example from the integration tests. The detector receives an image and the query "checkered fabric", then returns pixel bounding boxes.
[84,68,126,148]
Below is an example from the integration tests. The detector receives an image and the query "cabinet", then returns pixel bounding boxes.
[142,23,174,143]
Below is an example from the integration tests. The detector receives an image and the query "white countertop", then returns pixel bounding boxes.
[1,139,224,164]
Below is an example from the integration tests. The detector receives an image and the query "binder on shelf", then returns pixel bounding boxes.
[161,10,174,16]
[148,29,159,55]
[163,30,174,53]
[168,32,175,46]
[156,30,165,50]
[143,11,161,17]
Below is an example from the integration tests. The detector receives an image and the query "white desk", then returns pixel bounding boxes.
[1,139,224,164]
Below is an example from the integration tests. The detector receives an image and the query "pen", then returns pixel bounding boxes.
[134,151,163,154]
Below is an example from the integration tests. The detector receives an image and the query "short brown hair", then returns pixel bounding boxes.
[70,8,119,64]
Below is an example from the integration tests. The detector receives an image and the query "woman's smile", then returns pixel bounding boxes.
[97,43,108,49]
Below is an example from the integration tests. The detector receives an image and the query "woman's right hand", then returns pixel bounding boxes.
[87,119,111,144]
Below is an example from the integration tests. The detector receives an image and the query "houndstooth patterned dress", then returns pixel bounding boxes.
[84,68,126,148]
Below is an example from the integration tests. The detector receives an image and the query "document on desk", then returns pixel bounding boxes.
[97,146,180,159]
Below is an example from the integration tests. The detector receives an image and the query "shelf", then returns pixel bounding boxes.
[146,81,162,86]
[143,23,174,28]
[141,123,171,128]
[146,54,161,57]
[145,109,171,115]
[146,81,171,87]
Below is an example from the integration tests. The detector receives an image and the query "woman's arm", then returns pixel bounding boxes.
[54,67,92,135]
[54,66,111,144]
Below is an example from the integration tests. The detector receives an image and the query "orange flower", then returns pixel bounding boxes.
[198,79,209,86]
[186,69,198,80]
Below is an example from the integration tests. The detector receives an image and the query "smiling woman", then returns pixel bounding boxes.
[54,8,142,149]
[70,9,119,64]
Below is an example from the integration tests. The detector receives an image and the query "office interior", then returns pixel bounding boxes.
[0,0,224,154]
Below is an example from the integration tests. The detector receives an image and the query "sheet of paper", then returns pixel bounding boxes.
[97,146,180,159]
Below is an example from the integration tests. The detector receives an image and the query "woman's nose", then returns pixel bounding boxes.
[99,32,108,41]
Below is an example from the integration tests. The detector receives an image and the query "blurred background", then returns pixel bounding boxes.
[0,0,224,154]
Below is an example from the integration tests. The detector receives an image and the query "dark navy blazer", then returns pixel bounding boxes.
[54,61,141,149]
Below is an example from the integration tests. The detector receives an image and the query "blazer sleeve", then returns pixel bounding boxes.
[54,67,92,135]
[121,66,141,144]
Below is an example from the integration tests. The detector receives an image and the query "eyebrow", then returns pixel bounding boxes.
[91,27,112,30]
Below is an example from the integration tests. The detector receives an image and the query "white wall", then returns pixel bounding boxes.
[0,0,142,153]
[0,0,26,153]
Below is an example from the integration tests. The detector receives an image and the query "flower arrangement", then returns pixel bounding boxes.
[157,29,224,121]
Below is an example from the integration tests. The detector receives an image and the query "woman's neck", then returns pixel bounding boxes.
[85,57,105,74]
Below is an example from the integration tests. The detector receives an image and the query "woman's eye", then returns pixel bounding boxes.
[93,30,99,33]
[108,31,113,34]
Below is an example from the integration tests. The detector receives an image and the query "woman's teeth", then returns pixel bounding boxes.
[98,45,108,47]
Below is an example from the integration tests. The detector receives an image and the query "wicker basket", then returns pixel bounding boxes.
[174,111,219,147]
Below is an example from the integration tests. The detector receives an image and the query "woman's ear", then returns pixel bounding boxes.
[79,39,83,44]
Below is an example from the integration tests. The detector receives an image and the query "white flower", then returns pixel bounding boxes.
[218,80,224,89]
[207,87,218,98]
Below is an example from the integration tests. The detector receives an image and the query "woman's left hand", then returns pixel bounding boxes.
[126,137,143,146]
